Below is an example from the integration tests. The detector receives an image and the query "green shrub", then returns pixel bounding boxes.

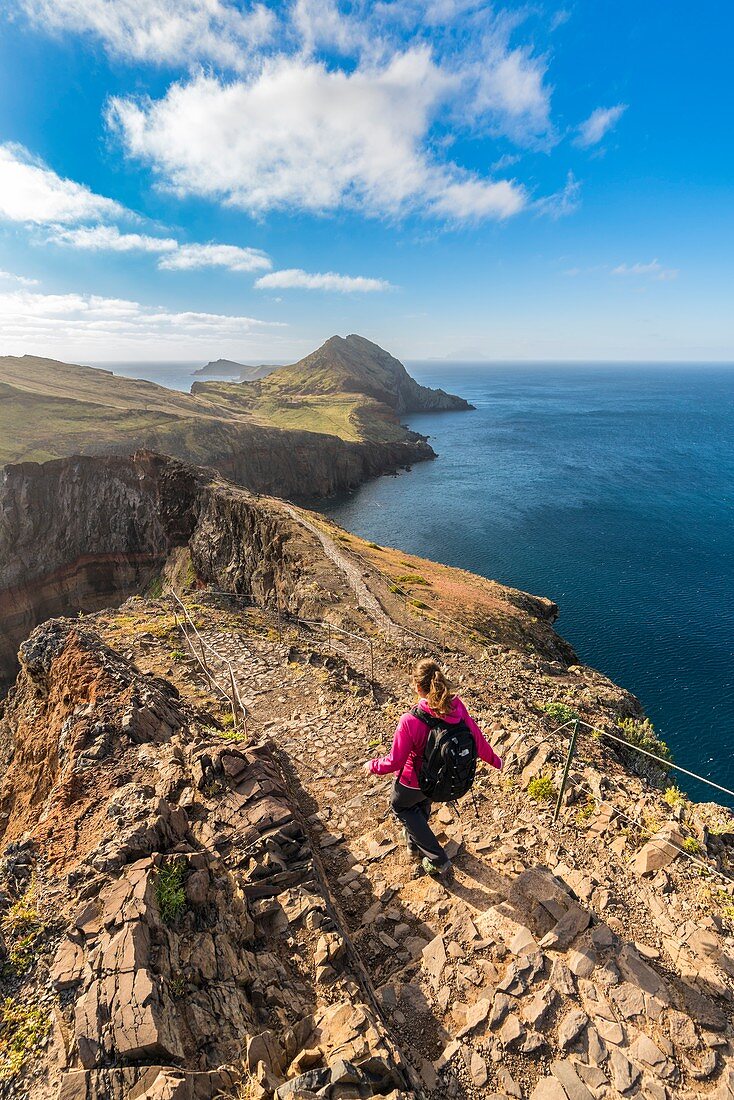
[408,598,429,610]
[0,1000,50,1082]
[527,776,557,803]
[170,649,187,662]
[663,786,686,809]
[541,702,580,725]
[395,574,430,586]
[154,860,187,926]
[683,836,703,856]
[617,717,673,764]
[1,883,45,975]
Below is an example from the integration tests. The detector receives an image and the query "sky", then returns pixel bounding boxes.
[0,1,732,364]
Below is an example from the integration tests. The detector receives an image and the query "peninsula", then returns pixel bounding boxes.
[0,334,471,497]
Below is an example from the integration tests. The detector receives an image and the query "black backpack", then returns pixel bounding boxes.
[412,705,478,802]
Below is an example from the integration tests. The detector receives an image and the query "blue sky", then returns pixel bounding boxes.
[0,1,732,363]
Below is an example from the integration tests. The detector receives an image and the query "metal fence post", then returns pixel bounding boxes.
[227,665,240,730]
[553,720,579,823]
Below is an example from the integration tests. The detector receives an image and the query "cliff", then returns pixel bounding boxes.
[0,451,568,690]
[0,352,433,495]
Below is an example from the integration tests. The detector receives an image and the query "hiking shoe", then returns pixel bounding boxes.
[421,857,453,878]
[402,827,419,857]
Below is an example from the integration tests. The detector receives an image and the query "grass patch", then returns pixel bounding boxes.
[527,776,557,803]
[394,574,430,586]
[683,836,703,856]
[367,542,383,550]
[0,999,51,1082]
[218,727,246,742]
[663,785,686,810]
[541,702,580,725]
[408,598,430,610]
[154,860,187,926]
[575,796,597,824]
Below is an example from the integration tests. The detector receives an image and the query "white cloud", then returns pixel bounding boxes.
[15,0,276,69]
[430,177,527,220]
[533,171,581,218]
[0,142,125,225]
[468,44,552,144]
[254,268,391,292]
[47,224,178,252]
[0,269,39,286]
[46,224,272,273]
[109,56,527,222]
[611,259,678,281]
[0,286,286,356]
[575,104,627,148]
[159,243,272,272]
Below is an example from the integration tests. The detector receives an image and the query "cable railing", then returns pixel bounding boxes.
[549,716,734,886]
[165,589,734,891]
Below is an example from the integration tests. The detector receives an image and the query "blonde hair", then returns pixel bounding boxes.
[413,658,457,716]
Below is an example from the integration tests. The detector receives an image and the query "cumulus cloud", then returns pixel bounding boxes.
[611,259,678,281]
[159,243,272,272]
[12,1,563,225]
[0,142,125,225]
[0,286,286,356]
[575,104,627,148]
[108,56,527,222]
[15,0,276,69]
[254,268,391,292]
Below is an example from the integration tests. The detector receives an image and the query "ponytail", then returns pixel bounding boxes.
[413,658,457,716]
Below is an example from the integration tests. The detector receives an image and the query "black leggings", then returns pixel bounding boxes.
[390,780,449,865]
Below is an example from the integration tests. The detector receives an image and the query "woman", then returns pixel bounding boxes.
[363,658,502,877]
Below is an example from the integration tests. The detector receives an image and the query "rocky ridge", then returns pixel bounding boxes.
[242,336,473,415]
[0,451,567,689]
[1,454,733,1099]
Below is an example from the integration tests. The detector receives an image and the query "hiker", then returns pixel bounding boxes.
[362,658,502,877]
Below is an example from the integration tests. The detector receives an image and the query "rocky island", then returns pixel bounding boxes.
[193,360,280,382]
[0,446,733,1100]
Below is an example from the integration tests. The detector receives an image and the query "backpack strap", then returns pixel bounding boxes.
[411,704,452,730]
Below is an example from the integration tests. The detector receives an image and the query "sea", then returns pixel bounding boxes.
[99,359,734,806]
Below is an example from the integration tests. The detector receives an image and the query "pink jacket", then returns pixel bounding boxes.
[369,695,502,789]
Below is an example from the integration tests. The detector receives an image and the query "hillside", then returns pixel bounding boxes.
[193,334,474,441]
[0,341,445,492]
[1,451,733,1100]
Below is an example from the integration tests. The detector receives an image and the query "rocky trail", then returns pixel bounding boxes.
[1,457,734,1100]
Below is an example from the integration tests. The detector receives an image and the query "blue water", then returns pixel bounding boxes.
[319,363,734,806]
[89,361,213,391]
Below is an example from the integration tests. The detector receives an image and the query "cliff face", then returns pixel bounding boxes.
[0,451,570,690]
[0,350,434,484]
